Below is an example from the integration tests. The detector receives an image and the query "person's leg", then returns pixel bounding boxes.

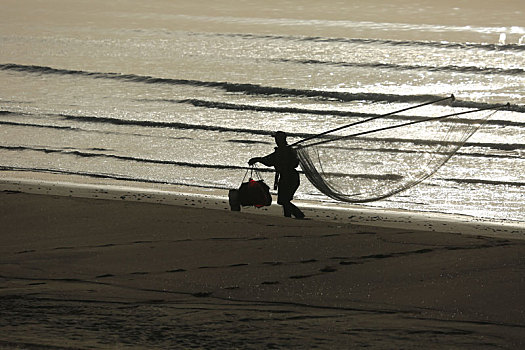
[277,179,292,218]
[289,202,305,219]
[282,203,292,217]
[278,172,302,218]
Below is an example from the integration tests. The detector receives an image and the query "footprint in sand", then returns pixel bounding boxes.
[166,268,186,273]
[289,274,316,279]
[228,263,249,267]
[289,266,337,279]
[320,266,337,273]
[300,259,318,264]
[223,285,240,290]
[16,249,36,254]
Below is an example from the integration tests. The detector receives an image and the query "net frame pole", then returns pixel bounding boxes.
[290,94,455,147]
[297,103,510,149]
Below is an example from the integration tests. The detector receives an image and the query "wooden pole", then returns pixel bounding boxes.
[291,95,455,147]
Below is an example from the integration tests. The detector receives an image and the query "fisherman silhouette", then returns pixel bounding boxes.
[249,131,305,219]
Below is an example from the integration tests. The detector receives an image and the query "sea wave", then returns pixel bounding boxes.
[2,63,523,112]
[277,58,525,76]
[137,99,525,128]
[0,119,78,131]
[1,114,523,156]
[355,136,525,153]
[0,145,256,172]
[1,157,523,188]
[324,144,522,160]
[440,178,525,187]
[0,110,18,115]
[178,15,525,47]
[0,165,231,190]
[0,163,404,186]
[0,112,289,137]
[210,32,525,52]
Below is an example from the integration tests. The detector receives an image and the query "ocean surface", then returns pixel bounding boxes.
[1,0,524,222]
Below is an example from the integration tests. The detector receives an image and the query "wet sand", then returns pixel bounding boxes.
[1,190,524,349]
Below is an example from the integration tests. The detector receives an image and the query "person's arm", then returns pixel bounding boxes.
[248,152,275,166]
[248,157,263,166]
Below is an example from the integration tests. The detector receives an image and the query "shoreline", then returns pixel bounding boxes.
[1,171,524,239]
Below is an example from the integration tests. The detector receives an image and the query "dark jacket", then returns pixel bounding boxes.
[258,146,299,177]
[258,145,300,204]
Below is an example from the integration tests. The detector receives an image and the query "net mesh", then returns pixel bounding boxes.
[296,109,496,203]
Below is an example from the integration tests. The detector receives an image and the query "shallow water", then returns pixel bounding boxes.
[0,0,524,222]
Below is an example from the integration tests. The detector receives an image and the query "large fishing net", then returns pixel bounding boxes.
[294,98,502,203]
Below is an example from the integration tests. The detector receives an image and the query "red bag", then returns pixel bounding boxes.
[228,168,272,210]
[238,178,272,207]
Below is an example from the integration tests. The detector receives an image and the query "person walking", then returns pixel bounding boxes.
[249,131,305,219]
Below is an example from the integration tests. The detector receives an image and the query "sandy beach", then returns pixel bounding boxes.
[1,179,524,349]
